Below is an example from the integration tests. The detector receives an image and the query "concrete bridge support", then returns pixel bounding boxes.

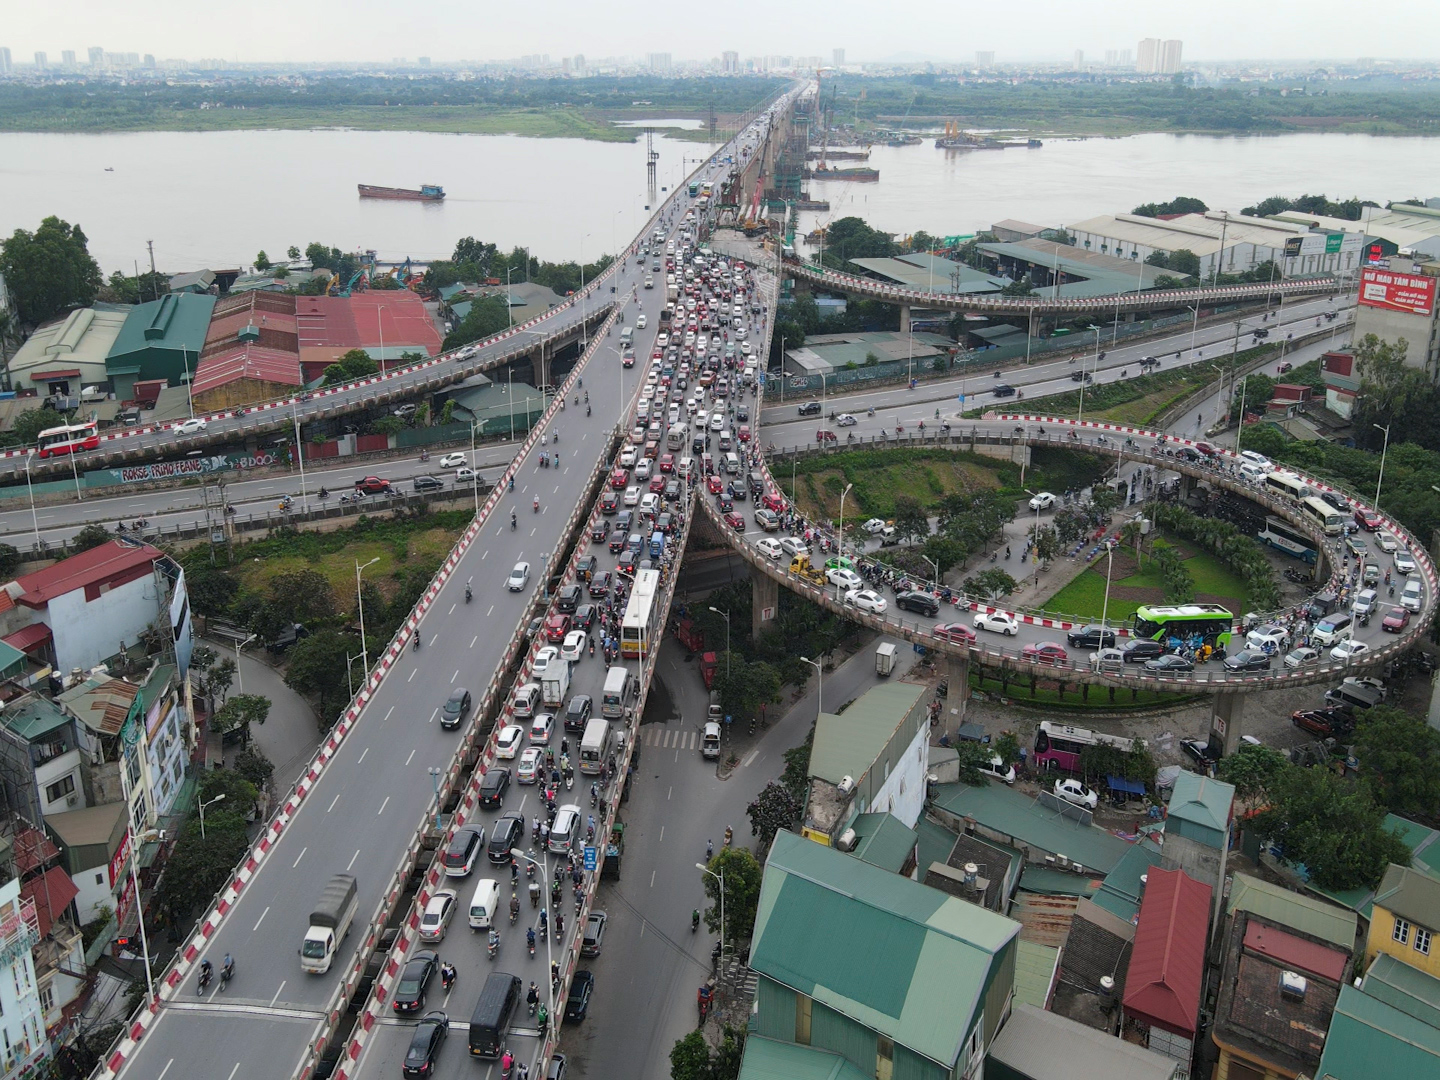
[900,304,911,334]
[1210,690,1246,756]
[752,568,779,641]
[933,653,970,735]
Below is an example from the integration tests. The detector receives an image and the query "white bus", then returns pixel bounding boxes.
[620,568,663,659]
[1299,496,1346,536]
[1258,516,1319,564]
[1264,471,1310,502]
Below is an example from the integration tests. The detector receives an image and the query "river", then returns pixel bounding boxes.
[2,128,1438,277]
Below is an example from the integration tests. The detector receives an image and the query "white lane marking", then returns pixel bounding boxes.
[530,527,537,537]
[482,549,489,560]
[384,707,394,723]
[292,847,307,868]
[429,708,438,725]
[650,870,656,888]
[667,786,672,800]
[408,669,416,682]
[347,849,360,871]
[406,748,417,766]
[327,793,341,812]
[659,826,664,843]
[486,604,495,618]
[448,603,456,615]
[225,1065,241,1080]
[270,982,286,1008]
[742,748,760,768]
[378,797,390,815]
[252,906,270,932]
[470,636,478,648]
[358,747,370,764]
[451,669,459,684]
[156,1060,174,1080]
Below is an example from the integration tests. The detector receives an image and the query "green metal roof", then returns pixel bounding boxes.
[1362,953,1440,1029]
[1225,873,1358,951]
[848,254,1006,295]
[0,641,27,680]
[1315,980,1440,1080]
[1166,772,1234,835]
[1012,940,1060,1010]
[107,294,215,362]
[1373,863,1440,931]
[1092,841,1165,923]
[930,781,1133,874]
[808,681,925,787]
[449,300,474,322]
[1018,865,1102,897]
[915,814,959,875]
[138,664,176,717]
[3,697,71,740]
[737,1035,874,1080]
[848,813,917,874]
[752,830,1019,1068]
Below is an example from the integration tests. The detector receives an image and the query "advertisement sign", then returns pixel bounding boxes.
[108,827,132,889]
[1359,268,1437,317]
[169,567,195,676]
[1283,235,1327,258]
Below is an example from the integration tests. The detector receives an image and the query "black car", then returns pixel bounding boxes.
[488,813,525,863]
[402,1010,447,1077]
[718,495,733,513]
[1320,491,1351,513]
[440,688,472,731]
[1066,625,1117,650]
[524,616,544,640]
[575,555,597,582]
[797,401,822,416]
[664,479,681,501]
[992,384,1017,398]
[413,475,445,493]
[728,481,747,501]
[608,529,628,553]
[564,969,594,1022]
[589,572,611,598]
[478,767,511,809]
[572,603,596,632]
[600,490,619,514]
[581,910,607,957]
[1145,654,1194,674]
[1223,649,1272,673]
[590,520,608,543]
[565,695,593,733]
[392,949,439,1014]
[1180,738,1220,767]
[441,825,485,878]
[895,591,940,617]
[616,510,634,533]
[1122,639,1165,663]
[737,406,750,422]
[557,584,582,614]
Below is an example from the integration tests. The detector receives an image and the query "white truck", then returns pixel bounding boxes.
[875,643,898,677]
[540,662,571,709]
[300,874,358,974]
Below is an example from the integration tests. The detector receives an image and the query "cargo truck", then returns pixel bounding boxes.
[300,874,358,974]
[540,662,571,708]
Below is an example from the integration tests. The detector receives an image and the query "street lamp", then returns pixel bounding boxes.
[514,847,557,1035]
[233,633,258,694]
[1024,489,1044,586]
[1099,540,1116,643]
[429,767,443,829]
[708,607,731,680]
[198,793,226,840]
[355,556,380,677]
[1374,423,1391,509]
[1078,327,1100,424]
[696,861,726,961]
[917,553,939,591]
[836,482,854,562]
[800,655,823,720]
[22,452,40,555]
[506,267,517,329]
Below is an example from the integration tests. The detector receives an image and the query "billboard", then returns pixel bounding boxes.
[1359,268,1437,317]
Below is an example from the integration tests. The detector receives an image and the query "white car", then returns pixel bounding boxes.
[843,589,888,614]
[1238,450,1272,471]
[619,446,638,467]
[532,645,561,674]
[979,755,1016,785]
[826,567,863,591]
[710,412,725,431]
[1028,491,1056,511]
[1283,646,1319,669]
[561,630,587,662]
[175,417,207,435]
[529,713,555,744]
[973,610,1020,636]
[1375,531,1399,553]
[637,314,648,329]
[494,724,524,759]
[507,562,531,592]
[1054,778,1098,810]
[439,452,467,469]
[656,333,669,348]
[1331,639,1371,661]
[623,486,641,507]
[757,537,784,560]
[456,466,477,484]
[1246,624,1289,652]
[517,747,544,784]
[1394,549,1417,574]
[1401,577,1424,613]
[779,536,810,558]
[417,889,458,943]
[861,518,887,535]
[835,413,857,427]
[634,459,653,481]
[644,276,654,289]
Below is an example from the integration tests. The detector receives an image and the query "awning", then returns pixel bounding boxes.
[1107,774,1145,795]
[3,623,53,654]
[30,369,82,380]
[21,866,80,937]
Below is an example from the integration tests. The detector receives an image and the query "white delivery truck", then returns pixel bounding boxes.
[875,643,898,677]
[300,874,358,974]
[540,661,571,709]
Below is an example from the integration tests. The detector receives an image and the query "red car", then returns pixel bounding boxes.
[1355,508,1383,531]
[724,512,745,531]
[649,475,666,493]
[1022,641,1070,666]
[762,491,786,514]
[707,475,724,495]
[1382,606,1411,632]
[932,622,977,646]
[659,453,675,473]
[738,426,751,443]
[544,613,571,643]
[622,353,635,368]
[354,476,392,495]
[610,468,629,490]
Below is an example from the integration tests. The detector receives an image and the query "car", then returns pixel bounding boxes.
[1382,606,1411,632]
[574,554,597,582]
[1022,641,1070,666]
[1401,577,1424,613]
[478,767,511,809]
[1145,654,1195,674]
[518,747,544,784]
[402,1011,448,1077]
[861,518,887,535]
[1238,450,1272,470]
[659,453,676,473]
[706,475,724,495]
[417,891,458,944]
[780,536,809,558]
[544,613,571,643]
[563,969,594,1023]
[556,584,582,613]
[524,616,544,641]
[1355,508,1383,531]
[354,476,392,495]
[174,417,207,435]
[1319,491,1350,513]
[979,755,1016,785]
[412,474,445,493]
[438,452,467,469]
[1027,491,1056,511]
[589,571,612,598]
[1223,649,1272,673]
[797,401,822,416]
[844,589,888,614]
[727,480,747,502]
[441,822,486,879]
[1121,639,1165,663]
[826,567,863,591]
[456,467,477,484]
[762,491,787,514]
[609,468,629,490]
[1292,707,1354,738]
[1394,549,1417,574]
[1344,534,1368,559]
[1053,778,1097,810]
[608,528,628,553]
[932,622,977,646]
[488,812,525,863]
[529,713,554,744]
[724,511,745,531]
[1246,624,1290,652]
[494,724,524,760]
[835,413,858,427]
[1066,625,1117,650]
[895,591,940,616]
[756,537,784,560]
[565,695,594,733]
[623,485,641,507]
[754,508,780,531]
[590,520,608,544]
[1331,639,1371,661]
[637,314,648,329]
[581,910,607,957]
[392,949,439,1014]
[561,630,587,662]
[974,610,1020,636]
[392,403,418,419]
[1376,531,1399,553]
[717,495,734,514]
[1180,738,1220,768]
[440,688,473,731]
[507,562,531,592]
[635,459,653,481]
[1284,646,1320,668]
[992,383,1017,398]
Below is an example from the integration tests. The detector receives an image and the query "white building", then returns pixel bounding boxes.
[0,879,50,1078]
[4,306,127,398]
[1137,38,1160,72]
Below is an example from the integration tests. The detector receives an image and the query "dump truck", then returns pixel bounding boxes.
[603,822,625,880]
[789,555,826,586]
[300,873,358,974]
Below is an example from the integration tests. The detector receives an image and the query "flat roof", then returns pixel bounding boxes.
[931,781,1134,874]
[989,1003,1179,1080]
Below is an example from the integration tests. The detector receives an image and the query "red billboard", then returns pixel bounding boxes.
[1359,268,1436,317]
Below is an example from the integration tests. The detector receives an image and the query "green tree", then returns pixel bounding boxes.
[712,656,780,721]
[211,693,272,745]
[1132,196,1208,217]
[183,561,239,617]
[712,1025,746,1080]
[1144,250,1170,269]
[443,294,512,352]
[963,568,1018,599]
[154,805,250,920]
[270,568,339,625]
[1000,278,1036,297]
[234,746,275,795]
[284,629,353,724]
[746,781,801,846]
[956,740,994,784]
[287,246,301,261]
[1030,523,1061,564]
[700,846,764,942]
[780,733,813,802]
[0,544,20,578]
[891,495,930,545]
[1168,249,1201,277]
[1352,334,1426,437]
[993,732,1021,768]
[322,348,379,386]
[196,655,237,713]
[255,250,271,271]
[0,216,103,324]
[669,1032,711,1080]
[11,408,57,448]
[70,523,111,554]
[1353,705,1440,819]
[1215,742,1288,807]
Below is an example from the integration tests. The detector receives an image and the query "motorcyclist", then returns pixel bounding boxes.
[534,495,540,512]
[692,909,701,931]
[527,927,536,952]
[511,509,517,529]
[488,929,501,954]
[199,959,213,988]
[222,953,234,981]
[527,982,540,1014]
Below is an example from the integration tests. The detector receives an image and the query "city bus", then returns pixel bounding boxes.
[1130,604,1234,648]
[688,181,701,198]
[702,181,714,197]
[1264,471,1310,502]
[1258,516,1318,564]
[1299,496,1346,536]
[1033,721,1146,773]
[620,568,663,659]
[36,420,100,458]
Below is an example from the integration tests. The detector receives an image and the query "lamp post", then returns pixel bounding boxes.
[1099,540,1115,644]
[800,655,823,720]
[514,848,557,1037]
[22,452,40,554]
[917,552,939,593]
[518,327,549,427]
[1024,489,1044,586]
[468,421,481,514]
[708,606,731,680]
[1374,423,1391,510]
[506,267,516,329]
[429,767,443,829]
[579,233,593,348]
[1188,303,1200,352]
[1078,327,1100,424]
[291,398,309,512]
[198,793,226,840]
[836,482,854,561]
[355,556,380,677]
[696,861,726,961]
[233,633,258,694]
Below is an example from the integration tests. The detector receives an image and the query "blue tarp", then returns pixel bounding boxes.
[1107,775,1145,795]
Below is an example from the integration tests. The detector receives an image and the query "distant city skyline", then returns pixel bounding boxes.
[5,0,1439,64]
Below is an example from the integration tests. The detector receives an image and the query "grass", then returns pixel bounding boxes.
[1044,545,1249,622]
[970,670,1199,711]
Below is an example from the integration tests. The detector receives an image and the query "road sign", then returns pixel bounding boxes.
[583,846,597,871]
[958,393,966,403]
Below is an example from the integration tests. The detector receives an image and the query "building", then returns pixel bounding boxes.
[832,48,845,67]
[32,53,45,71]
[11,826,84,1034]
[740,830,1020,1080]
[1354,201,1440,260]
[104,293,217,402]
[0,49,11,75]
[45,802,129,924]
[1122,867,1212,1067]
[1226,872,1359,952]
[0,694,88,827]
[1160,40,1183,74]
[167,270,215,295]
[987,1003,1180,1080]
[1366,863,1440,977]
[294,291,442,380]
[1137,39,1160,73]
[990,219,1049,243]
[647,53,671,72]
[722,51,739,73]
[1349,258,1440,381]
[1314,952,1440,1080]
[1321,349,1360,418]
[1157,772,1233,934]
[783,330,956,380]
[87,47,103,68]
[192,291,301,410]
[848,252,1006,296]
[976,51,995,68]
[0,878,50,1077]
[1072,50,1084,70]
[6,306,128,397]
[976,238,1176,297]
[439,376,546,438]
[60,51,75,69]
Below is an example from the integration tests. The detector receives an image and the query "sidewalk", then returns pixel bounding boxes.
[207,639,323,793]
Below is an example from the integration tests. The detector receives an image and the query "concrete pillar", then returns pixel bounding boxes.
[935,653,970,734]
[1210,690,1246,756]
[533,346,551,390]
[752,569,779,641]
[899,304,911,334]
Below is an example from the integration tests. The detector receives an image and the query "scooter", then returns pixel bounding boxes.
[220,961,234,992]
[198,964,212,992]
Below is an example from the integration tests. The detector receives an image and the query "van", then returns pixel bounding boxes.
[1307,590,1339,622]
[579,717,611,775]
[468,972,522,1059]
[1352,588,1380,618]
[1312,612,1353,647]
[723,452,740,476]
[619,326,634,346]
[511,682,541,719]
[601,665,633,718]
[701,722,722,759]
[1324,680,1383,712]
[466,878,501,930]
[677,457,694,480]
[548,805,581,855]
[649,530,666,558]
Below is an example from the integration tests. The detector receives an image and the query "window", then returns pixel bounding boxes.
[44,775,75,803]
[38,985,53,1014]
[876,1034,894,1080]
[94,873,104,886]
[1416,926,1432,956]
[1394,918,1412,946]
[795,993,811,1045]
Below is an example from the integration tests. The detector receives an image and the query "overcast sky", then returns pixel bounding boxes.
[9,0,1437,65]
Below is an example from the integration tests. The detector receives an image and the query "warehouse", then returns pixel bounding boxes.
[104,293,216,402]
[7,306,128,397]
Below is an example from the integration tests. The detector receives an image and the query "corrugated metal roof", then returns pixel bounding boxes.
[808,681,925,786]
[2,623,52,655]
[192,344,303,395]
[1361,953,1440,1028]
[1315,980,1440,1080]
[45,800,128,850]
[1243,918,1348,982]
[1372,863,1440,932]
[108,294,216,359]
[737,1035,873,1080]
[1166,772,1234,833]
[15,540,161,607]
[848,812,916,874]
[1226,873,1357,951]
[1123,867,1211,1037]
[1012,940,1060,1009]
[1092,840,1165,923]
[2,697,69,741]
[57,675,140,736]
[931,781,1133,874]
[21,865,79,937]
[989,1003,1179,1080]
[752,830,1018,1067]
[848,255,1005,295]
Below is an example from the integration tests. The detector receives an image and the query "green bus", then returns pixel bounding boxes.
[1131,604,1233,647]
[688,181,701,197]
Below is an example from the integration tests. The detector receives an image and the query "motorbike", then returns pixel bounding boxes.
[510,895,520,924]
[564,771,574,791]
[487,935,500,960]
[220,960,234,992]
[198,964,212,992]
[441,963,457,992]
[318,488,330,500]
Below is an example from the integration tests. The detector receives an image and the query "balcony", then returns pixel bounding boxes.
[0,897,40,967]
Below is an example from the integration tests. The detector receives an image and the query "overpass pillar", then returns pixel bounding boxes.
[899,304,911,334]
[933,654,970,736]
[1210,691,1246,756]
[533,346,551,390]
[752,570,779,641]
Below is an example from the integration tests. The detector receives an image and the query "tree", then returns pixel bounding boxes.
[1215,743,1288,807]
[993,732,1021,768]
[0,216,102,324]
[669,1032,711,1080]
[70,523,111,554]
[891,495,930,545]
[0,544,19,578]
[956,740,994,784]
[1132,196,1208,217]
[1168,249,1201,277]
[963,568,1017,599]
[1030,524,1060,564]
[1352,333,1426,434]
[234,746,275,795]
[712,1025,746,1080]
[747,781,802,846]
[322,348,379,386]
[196,655,237,713]
[700,847,763,942]
[780,733,813,802]
[443,295,511,352]
[284,629,353,724]
[10,409,56,449]
[255,250,271,271]
[1089,485,1123,518]
[183,561,239,618]
[211,693,271,745]
[1145,250,1170,269]
[153,806,250,920]
[712,656,780,721]
[1353,705,1440,819]
[287,246,301,261]
[1000,279,1036,297]
[269,569,338,624]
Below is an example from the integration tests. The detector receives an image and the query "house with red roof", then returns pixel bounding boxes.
[295,291,442,382]
[1122,866,1213,1069]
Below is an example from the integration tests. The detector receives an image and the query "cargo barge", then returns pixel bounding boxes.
[804,166,879,182]
[357,184,446,202]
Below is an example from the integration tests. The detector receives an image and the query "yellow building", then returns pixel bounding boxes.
[1365,864,1440,979]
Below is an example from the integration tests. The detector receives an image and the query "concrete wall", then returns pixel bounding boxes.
[866,719,930,830]
[1352,301,1440,377]
[46,576,160,675]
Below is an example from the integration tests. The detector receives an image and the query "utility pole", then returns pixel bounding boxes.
[147,240,158,301]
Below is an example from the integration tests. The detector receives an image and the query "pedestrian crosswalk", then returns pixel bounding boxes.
[642,726,700,750]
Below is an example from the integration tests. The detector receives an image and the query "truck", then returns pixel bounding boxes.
[699,652,718,690]
[300,873,358,974]
[675,617,705,656]
[603,822,625,879]
[875,642,898,677]
[789,555,827,586]
[540,661,571,709]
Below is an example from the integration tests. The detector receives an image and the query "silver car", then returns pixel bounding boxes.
[507,562,531,592]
